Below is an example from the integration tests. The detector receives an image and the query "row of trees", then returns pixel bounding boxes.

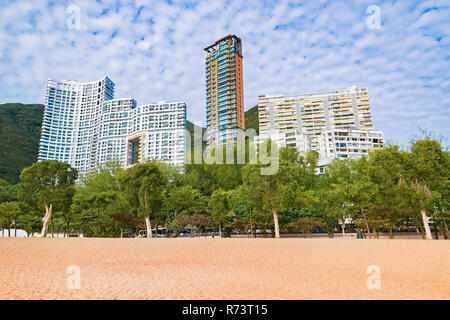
[0,138,448,239]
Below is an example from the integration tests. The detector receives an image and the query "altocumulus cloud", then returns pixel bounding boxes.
[0,0,448,147]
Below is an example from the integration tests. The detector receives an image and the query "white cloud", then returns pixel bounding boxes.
[0,0,448,146]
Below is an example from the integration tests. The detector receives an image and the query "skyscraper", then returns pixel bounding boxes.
[39,76,115,170]
[204,34,245,145]
[39,76,186,176]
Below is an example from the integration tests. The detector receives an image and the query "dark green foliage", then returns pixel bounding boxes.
[0,178,19,202]
[244,105,259,134]
[0,103,44,185]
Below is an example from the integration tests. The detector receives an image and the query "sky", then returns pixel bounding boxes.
[0,0,448,147]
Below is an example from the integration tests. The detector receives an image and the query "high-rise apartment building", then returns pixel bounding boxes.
[98,99,186,169]
[318,129,384,160]
[39,76,186,176]
[257,86,373,151]
[204,34,245,145]
[39,76,115,169]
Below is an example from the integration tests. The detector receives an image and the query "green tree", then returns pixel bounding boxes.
[228,186,258,237]
[72,162,129,237]
[166,185,206,216]
[17,211,42,237]
[333,158,377,238]
[365,146,413,238]
[0,179,19,203]
[316,159,352,237]
[118,161,168,238]
[241,147,317,238]
[18,160,77,237]
[406,139,450,240]
[207,188,231,235]
[0,201,20,236]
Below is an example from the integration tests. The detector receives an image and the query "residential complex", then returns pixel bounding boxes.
[98,98,186,169]
[39,76,115,169]
[257,86,373,151]
[204,34,245,145]
[257,86,384,164]
[38,44,385,178]
[318,129,385,161]
[38,76,186,176]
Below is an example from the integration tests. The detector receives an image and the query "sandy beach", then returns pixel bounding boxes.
[0,237,448,300]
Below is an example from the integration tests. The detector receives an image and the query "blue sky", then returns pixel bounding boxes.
[0,0,448,147]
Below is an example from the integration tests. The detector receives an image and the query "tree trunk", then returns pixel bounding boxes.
[342,222,346,239]
[389,228,393,239]
[120,228,123,238]
[420,227,425,239]
[272,207,280,239]
[218,223,222,238]
[250,208,254,238]
[419,203,433,240]
[41,204,53,238]
[442,219,449,239]
[416,226,421,237]
[360,208,372,239]
[433,222,439,239]
[144,216,152,238]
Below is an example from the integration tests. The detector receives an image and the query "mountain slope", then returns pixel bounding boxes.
[0,103,44,184]
[245,105,259,134]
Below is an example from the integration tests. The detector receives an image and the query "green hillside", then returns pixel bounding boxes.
[0,103,44,185]
[245,105,259,134]
[186,119,206,152]
[0,103,259,184]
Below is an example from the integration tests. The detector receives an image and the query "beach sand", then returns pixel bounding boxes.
[0,237,448,300]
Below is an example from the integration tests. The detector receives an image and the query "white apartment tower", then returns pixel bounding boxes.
[98,99,186,168]
[318,129,385,161]
[39,76,186,176]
